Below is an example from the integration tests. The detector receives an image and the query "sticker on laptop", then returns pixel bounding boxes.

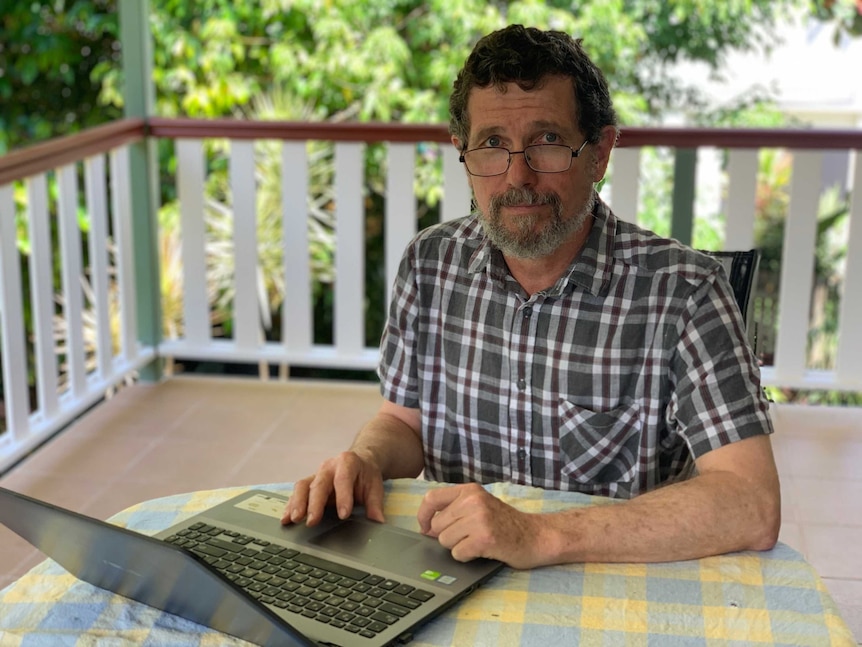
[235,493,288,520]
[421,570,457,585]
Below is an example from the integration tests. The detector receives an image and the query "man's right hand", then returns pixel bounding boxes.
[281,450,386,526]
[281,401,424,527]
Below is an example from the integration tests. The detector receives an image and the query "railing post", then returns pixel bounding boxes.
[835,150,862,387]
[0,184,30,439]
[773,151,821,384]
[118,0,162,380]
[724,150,758,250]
[607,147,641,225]
[671,148,697,246]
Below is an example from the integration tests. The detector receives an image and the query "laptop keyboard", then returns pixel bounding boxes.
[164,522,436,640]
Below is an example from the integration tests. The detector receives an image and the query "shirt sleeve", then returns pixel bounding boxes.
[668,264,773,459]
[377,242,421,409]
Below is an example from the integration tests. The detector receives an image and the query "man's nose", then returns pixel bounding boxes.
[506,150,537,187]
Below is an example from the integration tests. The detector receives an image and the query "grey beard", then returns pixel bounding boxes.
[477,188,595,259]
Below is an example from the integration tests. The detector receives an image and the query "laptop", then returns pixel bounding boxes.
[0,485,503,647]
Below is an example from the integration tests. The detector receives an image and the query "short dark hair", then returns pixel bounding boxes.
[449,25,618,149]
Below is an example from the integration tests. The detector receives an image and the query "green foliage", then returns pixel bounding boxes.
[603,0,794,121]
[0,0,121,153]
[132,0,807,127]
[809,0,862,40]
[3,0,821,155]
[765,386,862,406]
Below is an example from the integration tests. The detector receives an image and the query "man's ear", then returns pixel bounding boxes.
[451,136,473,189]
[591,125,618,183]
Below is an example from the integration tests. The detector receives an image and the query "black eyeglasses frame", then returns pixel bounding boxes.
[458,140,589,177]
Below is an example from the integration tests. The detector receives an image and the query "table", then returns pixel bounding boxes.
[0,479,854,646]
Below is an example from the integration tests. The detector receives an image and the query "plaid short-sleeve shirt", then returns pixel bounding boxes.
[379,196,773,498]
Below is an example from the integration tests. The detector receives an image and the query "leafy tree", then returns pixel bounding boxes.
[5,0,845,155]
[135,0,812,127]
[0,0,120,154]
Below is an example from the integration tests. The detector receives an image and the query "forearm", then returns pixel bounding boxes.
[536,471,781,565]
[350,410,425,480]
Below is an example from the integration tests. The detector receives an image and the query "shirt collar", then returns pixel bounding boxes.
[562,196,616,298]
[467,194,617,298]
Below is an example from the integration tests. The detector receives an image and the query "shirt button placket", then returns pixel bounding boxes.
[514,301,536,484]
[517,305,532,394]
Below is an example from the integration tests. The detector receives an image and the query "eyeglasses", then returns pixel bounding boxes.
[459,141,589,177]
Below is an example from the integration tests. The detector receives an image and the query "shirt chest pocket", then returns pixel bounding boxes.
[558,400,642,486]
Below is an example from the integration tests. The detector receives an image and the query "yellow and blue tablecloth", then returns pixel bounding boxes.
[0,479,855,646]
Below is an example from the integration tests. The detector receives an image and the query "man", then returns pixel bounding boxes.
[283,25,780,569]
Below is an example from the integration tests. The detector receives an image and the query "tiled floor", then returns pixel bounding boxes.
[1,375,860,642]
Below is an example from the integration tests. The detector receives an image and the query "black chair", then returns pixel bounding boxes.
[700,249,769,401]
[700,249,760,328]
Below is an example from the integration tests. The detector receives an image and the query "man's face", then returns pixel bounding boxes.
[454,75,612,259]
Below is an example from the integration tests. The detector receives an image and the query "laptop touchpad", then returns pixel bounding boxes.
[310,519,418,561]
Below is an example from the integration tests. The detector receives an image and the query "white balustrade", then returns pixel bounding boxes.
[2,122,861,472]
[0,142,155,472]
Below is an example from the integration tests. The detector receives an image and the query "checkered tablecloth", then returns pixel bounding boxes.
[0,479,854,646]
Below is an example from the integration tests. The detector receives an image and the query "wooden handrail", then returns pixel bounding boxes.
[616,126,862,149]
[147,117,456,143]
[147,117,453,143]
[2,117,861,186]
[0,119,147,186]
[149,117,862,149]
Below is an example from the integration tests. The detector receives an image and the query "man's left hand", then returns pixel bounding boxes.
[417,483,544,569]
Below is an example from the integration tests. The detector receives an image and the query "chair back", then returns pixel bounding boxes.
[700,249,760,328]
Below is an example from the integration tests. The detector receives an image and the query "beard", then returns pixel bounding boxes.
[476,187,595,259]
